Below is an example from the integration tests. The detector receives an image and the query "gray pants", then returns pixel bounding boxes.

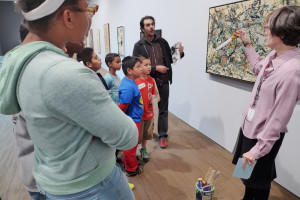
[157,83,169,139]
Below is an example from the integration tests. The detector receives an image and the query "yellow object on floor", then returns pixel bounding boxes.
[129,183,135,190]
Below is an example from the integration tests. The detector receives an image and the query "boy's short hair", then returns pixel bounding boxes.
[137,55,150,63]
[77,47,94,66]
[105,53,120,66]
[122,56,140,76]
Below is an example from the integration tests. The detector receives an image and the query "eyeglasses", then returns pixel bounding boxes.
[70,4,99,17]
[263,25,270,32]
[85,4,99,15]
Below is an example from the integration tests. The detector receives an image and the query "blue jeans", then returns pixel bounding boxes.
[37,164,135,200]
[29,191,46,200]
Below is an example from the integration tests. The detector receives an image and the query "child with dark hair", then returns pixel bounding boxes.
[104,53,122,167]
[77,47,109,90]
[118,56,144,176]
[104,53,121,104]
[135,56,156,162]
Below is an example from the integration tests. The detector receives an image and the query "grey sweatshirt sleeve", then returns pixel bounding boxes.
[12,112,38,192]
[42,61,138,150]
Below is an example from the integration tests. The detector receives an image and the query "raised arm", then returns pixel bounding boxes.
[234,30,264,75]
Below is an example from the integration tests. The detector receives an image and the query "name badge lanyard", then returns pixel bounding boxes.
[250,64,273,108]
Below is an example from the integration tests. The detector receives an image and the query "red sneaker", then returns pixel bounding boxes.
[160,138,168,149]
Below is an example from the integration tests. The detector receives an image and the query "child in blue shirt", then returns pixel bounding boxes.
[118,56,144,176]
[104,53,122,104]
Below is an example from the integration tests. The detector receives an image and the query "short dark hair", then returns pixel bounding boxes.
[19,23,29,42]
[77,47,94,66]
[105,53,120,67]
[122,56,139,76]
[137,55,150,63]
[269,6,300,46]
[140,16,155,29]
[16,0,80,32]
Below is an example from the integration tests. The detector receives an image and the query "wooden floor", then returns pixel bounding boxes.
[0,113,299,200]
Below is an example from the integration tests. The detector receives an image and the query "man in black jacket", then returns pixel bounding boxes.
[133,16,184,149]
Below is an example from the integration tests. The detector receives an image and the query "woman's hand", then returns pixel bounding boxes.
[242,151,256,170]
[234,30,251,47]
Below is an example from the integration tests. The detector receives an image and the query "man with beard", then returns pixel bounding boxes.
[133,16,184,149]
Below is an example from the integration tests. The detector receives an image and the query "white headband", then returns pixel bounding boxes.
[22,0,65,21]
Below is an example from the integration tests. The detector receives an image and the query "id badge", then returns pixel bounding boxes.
[246,108,255,121]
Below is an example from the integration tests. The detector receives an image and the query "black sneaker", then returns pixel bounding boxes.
[126,166,143,177]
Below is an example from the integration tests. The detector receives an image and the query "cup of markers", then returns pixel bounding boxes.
[195,168,220,200]
[195,178,215,200]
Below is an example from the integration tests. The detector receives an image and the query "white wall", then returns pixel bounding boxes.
[0,1,24,55]
[90,0,300,197]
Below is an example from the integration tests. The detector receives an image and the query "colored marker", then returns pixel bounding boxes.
[203,184,211,191]
[198,178,202,189]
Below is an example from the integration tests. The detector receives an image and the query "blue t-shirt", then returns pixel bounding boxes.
[104,73,121,104]
[118,77,144,122]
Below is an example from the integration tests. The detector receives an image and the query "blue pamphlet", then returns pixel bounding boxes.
[233,158,257,179]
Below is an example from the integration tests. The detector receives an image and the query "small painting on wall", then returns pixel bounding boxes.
[103,23,111,55]
[87,29,94,49]
[96,29,101,54]
[117,26,125,56]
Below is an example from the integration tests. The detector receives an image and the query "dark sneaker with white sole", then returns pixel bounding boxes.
[126,166,143,177]
[140,147,149,162]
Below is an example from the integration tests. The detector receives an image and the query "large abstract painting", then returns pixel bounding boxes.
[206,0,300,82]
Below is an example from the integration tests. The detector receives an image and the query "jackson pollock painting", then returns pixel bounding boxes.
[206,0,300,82]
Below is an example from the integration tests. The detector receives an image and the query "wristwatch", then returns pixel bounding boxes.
[243,41,251,47]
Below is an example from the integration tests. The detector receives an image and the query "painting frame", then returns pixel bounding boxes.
[96,29,101,54]
[103,23,111,55]
[205,0,299,83]
[87,29,94,49]
[117,26,125,56]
